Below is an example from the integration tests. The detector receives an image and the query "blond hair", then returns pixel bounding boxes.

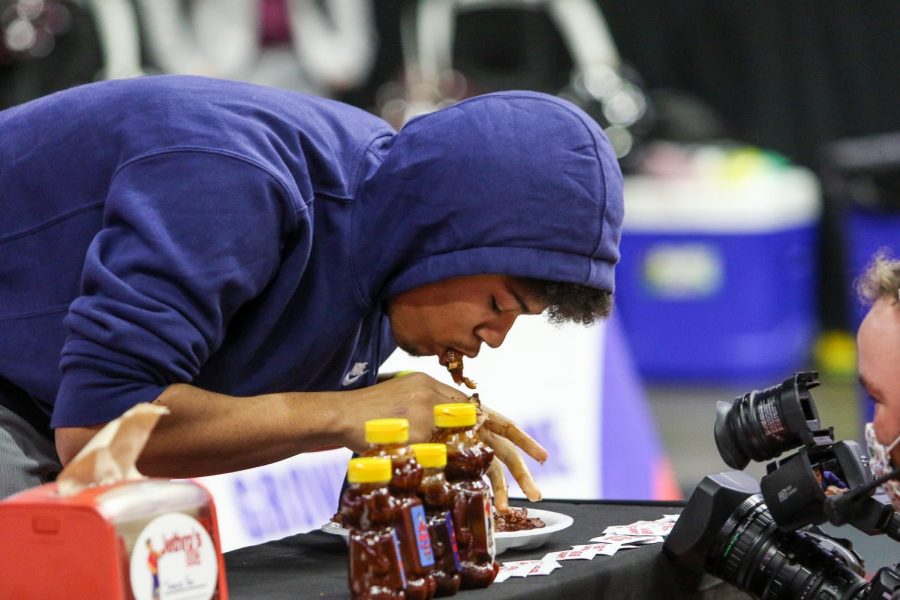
[856,250,900,306]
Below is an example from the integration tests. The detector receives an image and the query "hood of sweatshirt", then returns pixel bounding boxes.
[351,91,623,307]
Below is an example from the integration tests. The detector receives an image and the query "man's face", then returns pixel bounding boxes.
[386,274,547,361]
[857,297,900,464]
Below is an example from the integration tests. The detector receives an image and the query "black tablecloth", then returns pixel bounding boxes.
[224,499,750,600]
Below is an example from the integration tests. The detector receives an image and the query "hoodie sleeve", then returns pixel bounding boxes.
[52,150,300,427]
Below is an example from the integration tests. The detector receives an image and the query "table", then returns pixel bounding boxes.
[224,499,750,599]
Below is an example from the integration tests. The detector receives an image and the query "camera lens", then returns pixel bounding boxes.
[715,372,824,469]
[705,494,868,600]
[666,472,871,600]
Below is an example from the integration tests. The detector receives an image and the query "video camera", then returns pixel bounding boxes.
[664,371,900,600]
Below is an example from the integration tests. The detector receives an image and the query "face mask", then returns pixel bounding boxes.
[864,422,900,512]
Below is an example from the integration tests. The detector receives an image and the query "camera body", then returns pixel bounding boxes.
[761,440,868,531]
[665,371,900,600]
[665,471,871,599]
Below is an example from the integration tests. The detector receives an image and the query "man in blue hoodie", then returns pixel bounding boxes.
[0,76,623,499]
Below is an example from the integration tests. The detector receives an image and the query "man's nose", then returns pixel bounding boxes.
[476,314,517,349]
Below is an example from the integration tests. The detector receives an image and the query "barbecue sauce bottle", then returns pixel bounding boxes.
[362,418,436,600]
[410,443,462,597]
[340,457,407,600]
[430,403,498,589]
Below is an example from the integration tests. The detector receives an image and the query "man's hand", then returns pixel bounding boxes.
[340,372,470,452]
[342,373,549,510]
[473,400,548,510]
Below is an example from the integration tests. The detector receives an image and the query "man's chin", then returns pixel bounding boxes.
[396,339,429,358]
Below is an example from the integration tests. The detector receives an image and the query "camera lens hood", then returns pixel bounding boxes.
[663,471,760,573]
[715,400,750,470]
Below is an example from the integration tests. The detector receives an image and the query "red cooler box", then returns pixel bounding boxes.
[0,479,228,600]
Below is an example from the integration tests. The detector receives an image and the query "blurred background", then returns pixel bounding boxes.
[4,0,900,553]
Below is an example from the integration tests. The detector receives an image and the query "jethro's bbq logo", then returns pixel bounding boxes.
[130,513,218,600]
[163,531,205,566]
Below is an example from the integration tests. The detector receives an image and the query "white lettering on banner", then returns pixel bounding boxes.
[234,459,346,539]
[195,448,353,551]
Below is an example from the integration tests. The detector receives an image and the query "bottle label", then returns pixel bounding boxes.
[129,512,218,600]
[483,493,496,559]
[445,512,462,571]
[410,504,435,567]
[391,529,408,587]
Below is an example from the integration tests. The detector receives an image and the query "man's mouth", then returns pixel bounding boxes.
[439,349,454,367]
[440,348,478,390]
[439,347,478,366]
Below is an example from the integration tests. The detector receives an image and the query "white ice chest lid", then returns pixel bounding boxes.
[622,167,821,233]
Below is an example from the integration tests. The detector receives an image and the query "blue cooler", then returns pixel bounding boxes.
[616,167,821,383]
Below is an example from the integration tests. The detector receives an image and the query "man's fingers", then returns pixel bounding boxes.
[486,459,509,511]
[474,407,488,430]
[431,379,473,403]
[481,405,549,464]
[480,429,542,502]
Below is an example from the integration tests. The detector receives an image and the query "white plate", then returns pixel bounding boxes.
[320,507,573,556]
[493,508,574,554]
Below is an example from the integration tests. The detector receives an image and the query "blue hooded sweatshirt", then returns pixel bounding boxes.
[0,75,622,432]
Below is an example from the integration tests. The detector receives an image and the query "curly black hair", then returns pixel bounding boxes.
[522,278,613,326]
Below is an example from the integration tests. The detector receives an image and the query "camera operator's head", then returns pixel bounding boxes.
[856,251,900,509]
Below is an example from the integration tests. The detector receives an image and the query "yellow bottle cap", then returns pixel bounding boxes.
[410,443,447,468]
[365,418,410,444]
[434,403,476,428]
[347,457,393,484]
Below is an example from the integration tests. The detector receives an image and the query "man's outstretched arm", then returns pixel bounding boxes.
[55,373,470,478]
